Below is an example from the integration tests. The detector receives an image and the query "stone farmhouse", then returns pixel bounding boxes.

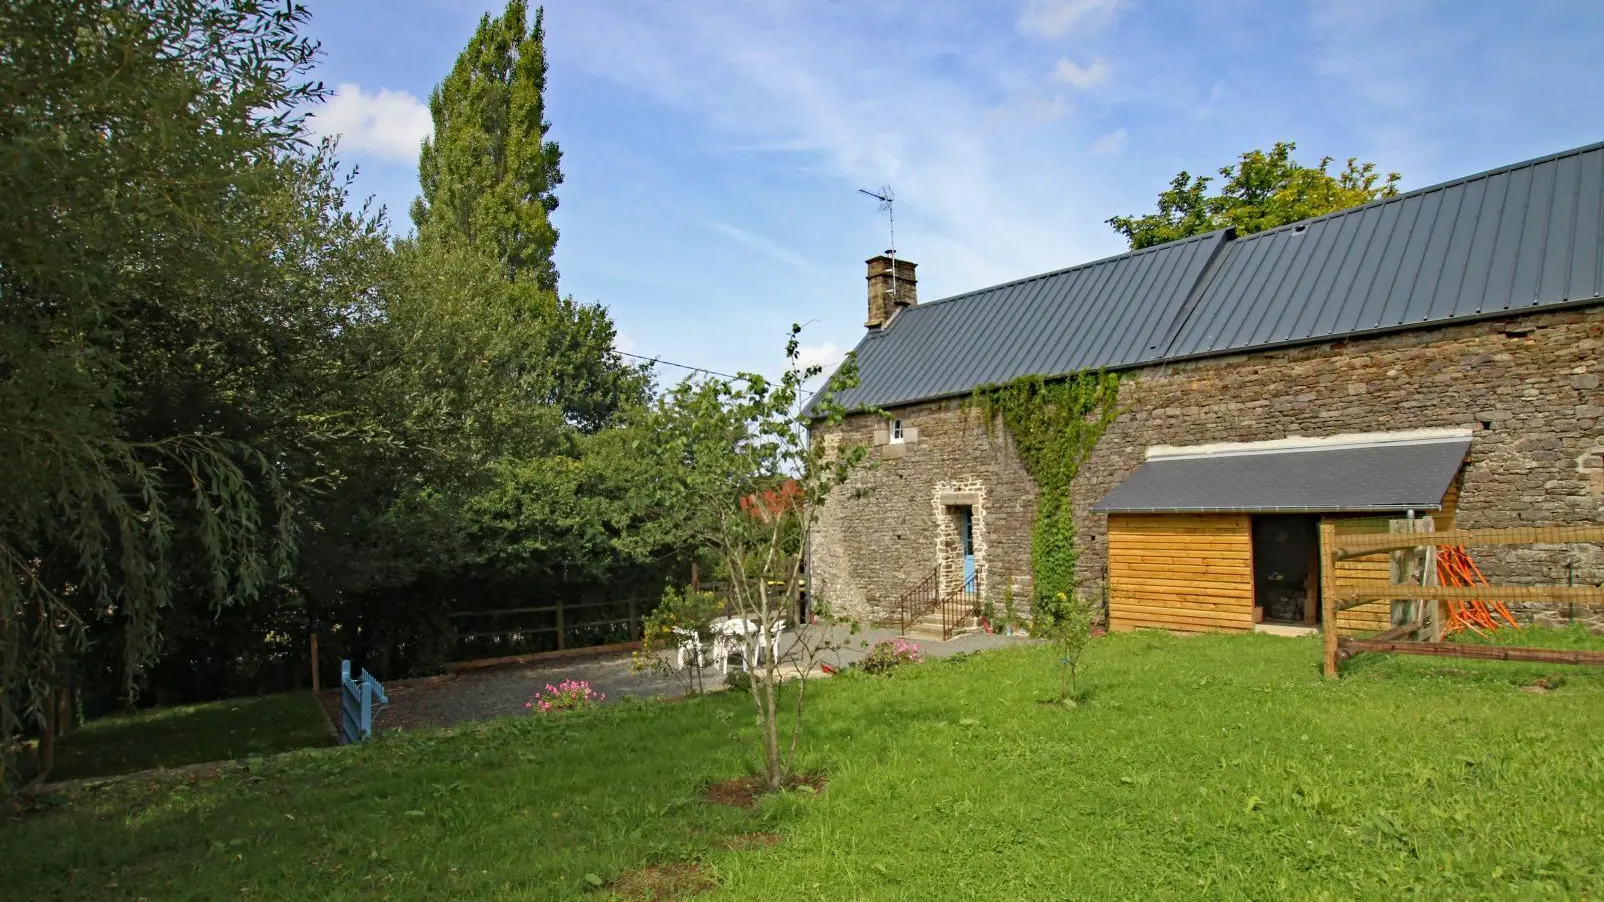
[809,140,1604,637]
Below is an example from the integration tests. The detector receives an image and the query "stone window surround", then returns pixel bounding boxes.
[872,418,920,459]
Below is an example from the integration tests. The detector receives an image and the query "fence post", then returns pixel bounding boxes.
[1424,517,1444,642]
[338,660,354,743]
[310,631,321,695]
[555,599,566,651]
[359,673,373,737]
[628,596,639,640]
[1319,519,1340,678]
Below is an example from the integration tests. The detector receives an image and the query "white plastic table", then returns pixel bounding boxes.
[708,618,757,672]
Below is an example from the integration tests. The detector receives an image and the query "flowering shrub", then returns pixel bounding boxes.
[526,679,605,713]
[859,638,924,675]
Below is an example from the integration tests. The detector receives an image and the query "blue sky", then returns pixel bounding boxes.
[303,0,1604,384]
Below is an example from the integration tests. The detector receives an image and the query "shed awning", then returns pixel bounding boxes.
[1091,432,1471,514]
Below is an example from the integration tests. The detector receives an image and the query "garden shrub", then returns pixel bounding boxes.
[859,638,924,675]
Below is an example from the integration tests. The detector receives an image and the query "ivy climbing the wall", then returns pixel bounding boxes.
[969,371,1121,610]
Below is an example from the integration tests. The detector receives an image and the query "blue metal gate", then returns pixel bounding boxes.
[338,660,389,744]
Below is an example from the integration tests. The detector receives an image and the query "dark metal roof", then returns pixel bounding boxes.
[1090,436,1471,514]
[830,141,1604,411]
[1166,142,1604,358]
[828,230,1230,409]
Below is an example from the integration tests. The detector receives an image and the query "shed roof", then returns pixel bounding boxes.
[829,140,1604,411]
[1091,433,1471,514]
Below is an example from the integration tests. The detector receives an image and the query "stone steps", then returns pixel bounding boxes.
[906,603,981,641]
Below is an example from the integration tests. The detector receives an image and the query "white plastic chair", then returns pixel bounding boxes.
[715,633,741,674]
[766,619,787,663]
[672,627,704,670]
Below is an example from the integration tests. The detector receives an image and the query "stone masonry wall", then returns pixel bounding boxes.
[809,402,1037,623]
[811,305,1604,627]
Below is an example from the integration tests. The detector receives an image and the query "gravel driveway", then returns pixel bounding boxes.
[324,625,1035,733]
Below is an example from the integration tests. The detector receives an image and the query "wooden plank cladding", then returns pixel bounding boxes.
[1107,513,1254,633]
[1328,516,1399,636]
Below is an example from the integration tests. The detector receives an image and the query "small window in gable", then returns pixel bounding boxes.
[889,418,905,444]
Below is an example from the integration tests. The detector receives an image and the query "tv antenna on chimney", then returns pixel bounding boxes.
[858,185,900,309]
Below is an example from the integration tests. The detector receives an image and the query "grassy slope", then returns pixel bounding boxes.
[48,692,334,782]
[5,631,1603,901]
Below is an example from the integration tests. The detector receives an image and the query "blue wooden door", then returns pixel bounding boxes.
[961,508,976,588]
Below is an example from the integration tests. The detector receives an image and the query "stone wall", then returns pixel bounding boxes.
[810,305,1604,627]
[809,401,1037,623]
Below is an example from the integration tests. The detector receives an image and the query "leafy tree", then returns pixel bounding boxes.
[411,0,563,291]
[407,1,642,434]
[0,0,671,772]
[351,1,658,678]
[1108,141,1402,249]
[633,328,870,791]
[287,236,658,679]
[0,0,383,783]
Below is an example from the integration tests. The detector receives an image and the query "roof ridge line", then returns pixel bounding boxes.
[883,228,1231,319]
[1231,137,1604,243]
[900,139,1604,321]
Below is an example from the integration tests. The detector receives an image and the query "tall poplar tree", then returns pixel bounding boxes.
[412,1,563,291]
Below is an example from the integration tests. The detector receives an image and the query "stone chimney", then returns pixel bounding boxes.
[865,254,917,329]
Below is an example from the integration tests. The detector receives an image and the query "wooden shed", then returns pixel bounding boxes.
[1092,431,1470,636]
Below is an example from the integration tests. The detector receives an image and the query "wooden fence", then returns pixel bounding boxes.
[447,597,646,660]
[1318,522,1604,677]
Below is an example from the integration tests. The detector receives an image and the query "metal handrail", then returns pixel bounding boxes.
[895,566,942,634]
[940,572,980,640]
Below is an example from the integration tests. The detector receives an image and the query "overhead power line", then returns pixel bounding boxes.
[617,350,740,381]
[616,350,824,398]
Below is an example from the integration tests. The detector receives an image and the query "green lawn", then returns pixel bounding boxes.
[6,631,1604,901]
[46,692,334,783]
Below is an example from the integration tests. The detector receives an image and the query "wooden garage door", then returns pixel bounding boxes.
[1107,513,1255,633]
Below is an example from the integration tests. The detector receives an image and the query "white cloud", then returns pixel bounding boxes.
[794,342,844,371]
[712,222,818,272]
[613,333,637,356]
[1018,0,1125,39]
[1051,57,1110,90]
[307,83,432,164]
[794,342,845,377]
[986,94,1073,128]
[550,3,1131,299]
[1090,127,1127,155]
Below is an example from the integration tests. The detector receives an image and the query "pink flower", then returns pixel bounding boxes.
[528,677,604,714]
